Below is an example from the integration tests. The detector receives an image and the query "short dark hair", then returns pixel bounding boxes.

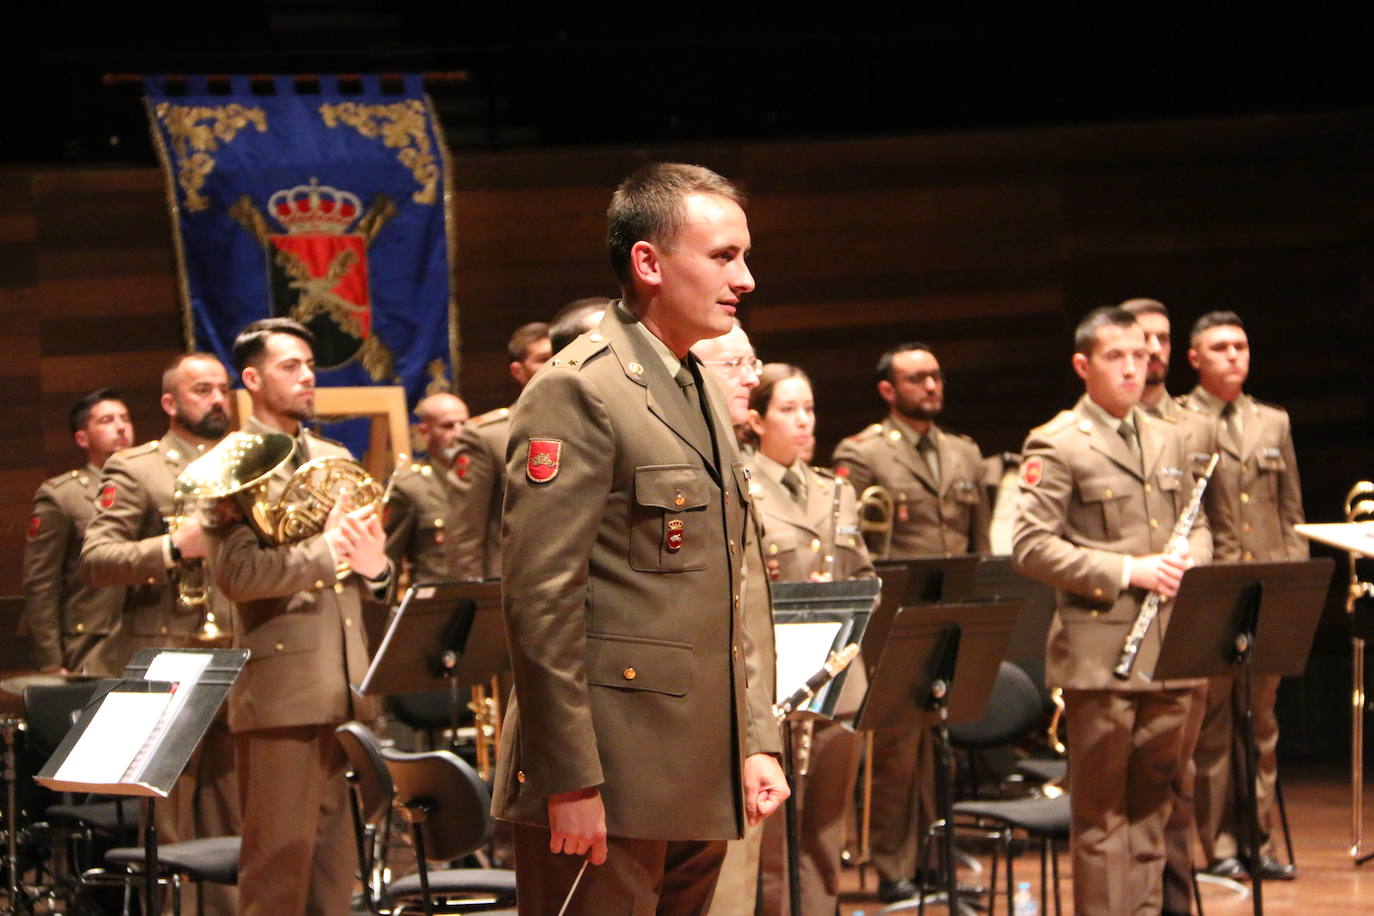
[161,351,225,395]
[69,387,123,434]
[1190,310,1246,346]
[507,322,550,363]
[607,163,745,285]
[231,318,315,375]
[549,297,612,353]
[875,342,934,385]
[744,363,811,449]
[1074,307,1138,356]
[1119,298,1169,319]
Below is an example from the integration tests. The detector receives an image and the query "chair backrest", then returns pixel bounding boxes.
[385,689,471,735]
[382,747,492,863]
[23,681,104,759]
[336,721,395,827]
[947,661,1044,750]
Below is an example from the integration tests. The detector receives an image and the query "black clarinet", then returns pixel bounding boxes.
[1113,453,1219,681]
[774,643,861,719]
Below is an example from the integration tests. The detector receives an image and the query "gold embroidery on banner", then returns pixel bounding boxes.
[318,100,438,204]
[358,335,397,382]
[154,103,268,212]
[423,360,450,396]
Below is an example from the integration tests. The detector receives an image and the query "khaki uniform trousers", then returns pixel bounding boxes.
[868,726,936,881]
[759,719,863,915]
[1163,683,1207,914]
[704,821,763,916]
[234,725,354,916]
[510,825,726,916]
[1064,688,1190,916]
[1195,673,1282,862]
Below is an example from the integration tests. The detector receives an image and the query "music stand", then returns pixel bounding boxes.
[972,556,1057,703]
[770,578,879,914]
[1152,559,1334,916]
[34,647,247,914]
[356,580,508,756]
[856,599,1021,914]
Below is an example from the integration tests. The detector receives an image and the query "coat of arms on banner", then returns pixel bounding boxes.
[231,178,397,379]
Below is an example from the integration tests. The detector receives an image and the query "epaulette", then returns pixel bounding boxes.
[118,440,161,460]
[811,465,836,479]
[939,427,976,444]
[845,423,884,442]
[547,330,610,372]
[1036,410,1079,437]
[473,406,511,428]
[47,469,89,489]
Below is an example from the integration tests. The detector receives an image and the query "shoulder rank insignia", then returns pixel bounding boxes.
[526,439,562,484]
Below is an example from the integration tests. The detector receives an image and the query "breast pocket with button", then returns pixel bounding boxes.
[1079,476,1130,541]
[630,465,711,572]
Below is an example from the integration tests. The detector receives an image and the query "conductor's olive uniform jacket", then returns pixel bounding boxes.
[492,302,780,841]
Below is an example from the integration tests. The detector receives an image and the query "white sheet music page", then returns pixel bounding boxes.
[773,621,843,703]
[123,651,215,780]
[52,691,173,786]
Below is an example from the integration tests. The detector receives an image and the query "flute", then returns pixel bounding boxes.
[1113,452,1219,681]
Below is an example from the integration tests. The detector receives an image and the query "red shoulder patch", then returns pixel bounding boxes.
[835,465,849,478]
[1020,457,1044,487]
[453,453,470,479]
[28,514,41,539]
[526,439,562,484]
[97,484,117,510]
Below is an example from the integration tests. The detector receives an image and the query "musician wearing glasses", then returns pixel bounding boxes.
[79,352,239,914]
[830,341,990,903]
[745,362,874,915]
[1182,310,1305,883]
[1013,307,1212,916]
[207,317,392,916]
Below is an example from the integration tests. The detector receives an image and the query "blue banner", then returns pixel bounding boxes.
[145,74,456,454]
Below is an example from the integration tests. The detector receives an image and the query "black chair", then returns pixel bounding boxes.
[337,720,399,914]
[96,836,240,916]
[383,747,517,915]
[947,661,1047,798]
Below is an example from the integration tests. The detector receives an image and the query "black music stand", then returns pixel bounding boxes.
[856,599,1021,914]
[1152,559,1333,916]
[770,578,879,915]
[34,647,247,914]
[356,580,508,750]
[972,556,1057,705]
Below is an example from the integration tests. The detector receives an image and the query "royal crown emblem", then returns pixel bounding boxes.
[268,178,362,234]
[231,177,397,378]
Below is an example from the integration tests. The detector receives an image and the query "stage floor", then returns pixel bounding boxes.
[839,763,1374,915]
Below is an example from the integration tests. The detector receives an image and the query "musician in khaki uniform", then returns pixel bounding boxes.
[1014,307,1212,916]
[79,354,240,914]
[831,342,990,902]
[493,164,787,914]
[207,318,391,916]
[747,363,874,916]
[1183,310,1305,882]
[384,392,469,582]
[446,322,551,579]
[23,389,132,674]
[1123,297,1231,914]
[694,322,773,916]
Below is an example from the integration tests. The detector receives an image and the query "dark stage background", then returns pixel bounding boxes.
[1,8,1371,760]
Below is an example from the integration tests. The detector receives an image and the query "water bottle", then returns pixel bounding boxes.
[1013,880,1038,915]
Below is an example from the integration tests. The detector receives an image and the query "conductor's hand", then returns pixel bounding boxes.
[743,752,790,826]
[547,787,608,865]
[1129,550,1192,598]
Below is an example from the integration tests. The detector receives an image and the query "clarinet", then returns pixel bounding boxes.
[774,643,861,720]
[1112,453,1220,681]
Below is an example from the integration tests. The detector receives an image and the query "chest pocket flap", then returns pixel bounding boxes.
[586,632,693,697]
[635,465,709,511]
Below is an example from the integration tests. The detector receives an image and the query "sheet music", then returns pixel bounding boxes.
[52,691,173,785]
[773,621,842,703]
[124,651,213,779]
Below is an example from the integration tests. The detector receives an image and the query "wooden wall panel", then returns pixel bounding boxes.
[1,109,1371,609]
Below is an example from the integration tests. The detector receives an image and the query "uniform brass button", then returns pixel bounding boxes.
[160,626,169,635]
[734,595,741,610]
[314,579,325,589]
[623,666,637,680]
[1240,493,1250,504]
[1093,587,1104,598]
[1144,483,1152,493]
[146,577,157,585]
[434,518,444,528]
[889,430,902,441]
[75,622,85,633]
[275,641,285,651]
[768,543,778,556]
[1150,518,1159,529]
[674,493,685,507]
[420,465,432,476]
[732,646,739,659]
[1243,551,1254,561]
[517,770,526,783]
[728,539,736,555]
[810,538,821,552]
[1091,609,1101,618]
[1104,488,1114,499]
[345,618,353,628]
[628,362,643,375]
[334,583,345,593]
[848,537,857,546]
[1242,522,1252,533]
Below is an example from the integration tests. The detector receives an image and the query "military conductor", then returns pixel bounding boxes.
[493,162,788,914]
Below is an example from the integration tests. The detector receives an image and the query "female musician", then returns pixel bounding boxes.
[747,363,874,915]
